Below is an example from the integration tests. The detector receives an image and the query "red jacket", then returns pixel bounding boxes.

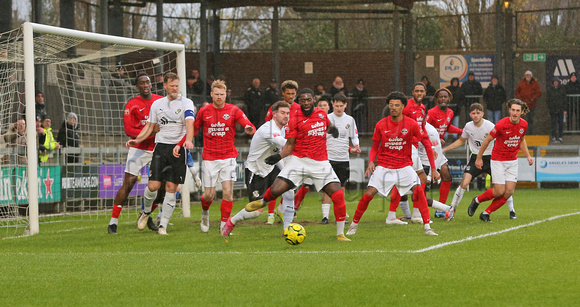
[515,78,542,108]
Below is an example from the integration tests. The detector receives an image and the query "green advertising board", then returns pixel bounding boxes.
[1,166,62,204]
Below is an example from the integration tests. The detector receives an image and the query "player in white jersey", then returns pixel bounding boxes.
[320,93,360,223]
[442,103,516,218]
[127,73,195,235]
[224,102,297,235]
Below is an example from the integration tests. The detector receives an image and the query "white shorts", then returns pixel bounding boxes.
[412,147,423,172]
[124,147,153,176]
[277,156,339,192]
[368,165,420,197]
[202,158,237,188]
[491,159,518,184]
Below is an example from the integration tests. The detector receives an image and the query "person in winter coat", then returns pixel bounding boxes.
[461,71,483,124]
[446,77,464,135]
[546,78,567,143]
[483,75,507,124]
[515,70,542,133]
[57,112,80,163]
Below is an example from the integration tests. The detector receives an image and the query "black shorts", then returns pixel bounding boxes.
[149,143,187,184]
[245,166,281,201]
[464,154,491,178]
[330,160,350,187]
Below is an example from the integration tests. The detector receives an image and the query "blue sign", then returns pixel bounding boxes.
[440,55,495,88]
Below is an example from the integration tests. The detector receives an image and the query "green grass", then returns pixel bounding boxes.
[1,189,579,305]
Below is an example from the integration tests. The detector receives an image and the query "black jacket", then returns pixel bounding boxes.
[446,78,464,114]
[483,83,507,111]
[461,80,483,106]
[546,80,568,114]
[57,121,79,148]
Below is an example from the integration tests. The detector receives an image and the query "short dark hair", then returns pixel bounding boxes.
[506,98,529,115]
[164,72,179,84]
[298,88,314,96]
[434,88,453,102]
[386,91,408,106]
[469,103,484,112]
[134,73,149,85]
[412,82,426,91]
[272,101,290,112]
[333,93,347,103]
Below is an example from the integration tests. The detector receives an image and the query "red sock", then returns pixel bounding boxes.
[111,205,122,219]
[389,186,401,212]
[151,204,159,212]
[201,196,212,211]
[477,188,495,204]
[412,186,430,225]
[263,187,277,202]
[330,190,347,222]
[353,193,374,223]
[485,196,507,214]
[421,183,427,194]
[439,181,452,203]
[221,200,233,222]
[267,200,276,214]
[294,185,310,210]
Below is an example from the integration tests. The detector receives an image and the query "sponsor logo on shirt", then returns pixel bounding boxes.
[208,121,229,137]
[307,121,326,137]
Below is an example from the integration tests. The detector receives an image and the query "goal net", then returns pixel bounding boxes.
[0,23,187,237]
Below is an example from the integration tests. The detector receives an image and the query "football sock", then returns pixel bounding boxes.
[294,185,310,210]
[412,185,431,225]
[220,221,226,231]
[411,207,421,220]
[268,213,275,220]
[439,181,452,203]
[431,199,452,212]
[353,193,374,223]
[330,190,347,222]
[263,188,277,203]
[485,196,507,214]
[337,220,346,236]
[221,200,233,222]
[451,186,466,208]
[387,211,397,220]
[201,195,212,211]
[477,188,495,204]
[109,205,122,225]
[267,200,276,214]
[389,187,401,212]
[421,183,427,194]
[159,192,176,229]
[282,190,295,228]
[143,187,157,213]
[151,204,159,212]
[506,196,515,212]
[321,203,331,219]
[231,209,262,225]
[400,200,411,219]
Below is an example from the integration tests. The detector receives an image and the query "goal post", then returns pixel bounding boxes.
[4,22,190,236]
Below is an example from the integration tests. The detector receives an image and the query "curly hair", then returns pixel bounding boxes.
[506,98,529,115]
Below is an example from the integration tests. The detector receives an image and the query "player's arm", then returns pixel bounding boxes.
[366,139,379,177]
[442,136,467,153]
[475,134,495,169]
[265,137,294,165]
[446,124,463,135]
[126,122,154,148]
[123,101,143,138]
[236,109,256,135]
[520,138,534,165]
[419,135,439,180]
[349,120,361,154]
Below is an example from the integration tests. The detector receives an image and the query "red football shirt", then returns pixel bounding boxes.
[426,106,462,139]
[194,103,255,160]
[124,94,164,151]
[403,98,426,131]
[264,102,301,122]
[372,116,423,169]
[490,117,528,161]
[286,107,330,161]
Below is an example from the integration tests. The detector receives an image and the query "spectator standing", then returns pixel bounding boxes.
[421,75,437,109]
[483,75,507,124]
[447,77,464,134]
[38,115,61,163]
[57,112,80,163]
[461,72,483,125]
[546,78,567,143]
[351,78,368,133]
[35,91,48,119]
[314,84,326,98]
[329,76,348,97]
[566,72,580,94]
[2,118,27,164]
[244,77,264,126]
[515,70,542,133]
[263,79,279,109]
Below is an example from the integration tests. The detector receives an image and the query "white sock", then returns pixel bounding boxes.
[387,211,397,220]
[321,203,331,219]
[506,196,515,212]
[411,207,421,219]
[159,192,176,228]
[451,187,465,208]
[201,209,209,217]
[282,190,295,229]
[424,223,431,231]
[143,187,157,213]
[220,221,226,230]
[431,200,452,212]
[399,200,411,218]
[231,209,262,225]
[109,217,118,225]
[337,220,345,236]
[268,213,274,219]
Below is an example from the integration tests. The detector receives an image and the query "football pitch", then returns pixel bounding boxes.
[1,188,579,305]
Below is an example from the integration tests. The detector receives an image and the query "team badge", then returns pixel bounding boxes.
[223,114,230,120]
[345,124,350,129]
[175,109,181,114]
[401,128,408,135]
[318,113,324,119]
[519,128,524,134]
[253,190,260,198]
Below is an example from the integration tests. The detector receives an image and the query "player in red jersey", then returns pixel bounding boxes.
[189,80,255,233]
[347,91,440,236]
[234,88,351,241]
[467,99,534,222]
[108,73,165,234]
[425,88,462,212]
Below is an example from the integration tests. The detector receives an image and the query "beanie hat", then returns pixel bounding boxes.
[525,70,533,77]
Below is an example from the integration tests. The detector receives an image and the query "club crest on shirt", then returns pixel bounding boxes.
[223,114,230,120]
[252,190,260,198]
[401,128,408,135]
[345,124,350,129]
[175,109,181,114]
[318,113,324,119]
[519,128,524,134]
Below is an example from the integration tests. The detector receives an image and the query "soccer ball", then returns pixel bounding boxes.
[283,223,306,245]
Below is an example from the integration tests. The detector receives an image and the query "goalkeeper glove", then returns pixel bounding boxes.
[265,153,282,165]
[328,126,339,138]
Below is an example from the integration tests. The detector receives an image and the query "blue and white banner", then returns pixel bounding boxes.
[545,55,580,87]
[440,54,494,88]
[536,157,580,182]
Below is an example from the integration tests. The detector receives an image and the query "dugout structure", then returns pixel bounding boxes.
[0,22,188,236]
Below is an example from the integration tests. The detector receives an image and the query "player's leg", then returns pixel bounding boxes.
[469,159,499,217]
[108,172,138,234]
[321,192,331,224]
[200,159,221,233]
[157,181,179,234]
[400,166,436,235]
[281,190,296,229]
[386,186,407,225]
[348,166,388,235]
[438,163,452,203]
[321,181,350,241]
[507,196,516,219]
[450,172,473,211]
[220,180,235,233]
[322,161,349,224]
[480,161,517,222]
[156,146,188,234]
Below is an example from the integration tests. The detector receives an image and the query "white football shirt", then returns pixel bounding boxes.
[245,119,287,177]
[326,113,359,162]
[148,95,195,144]
[461,119,495,156]
[419,123,446,168]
